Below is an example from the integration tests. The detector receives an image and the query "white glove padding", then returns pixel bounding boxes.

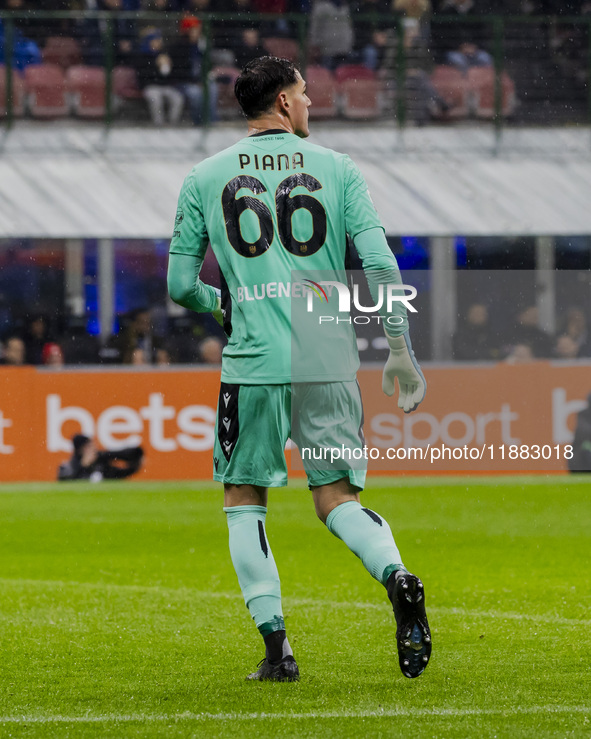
[382,332,426,413]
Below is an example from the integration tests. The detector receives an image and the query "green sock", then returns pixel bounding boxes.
[224,505,284,633]
[325,501,404,585]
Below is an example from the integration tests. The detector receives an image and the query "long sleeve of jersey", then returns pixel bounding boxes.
[343,157,409,338]
[167,169,219,313]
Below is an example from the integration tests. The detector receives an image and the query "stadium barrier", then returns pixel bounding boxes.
[0,361,589,482]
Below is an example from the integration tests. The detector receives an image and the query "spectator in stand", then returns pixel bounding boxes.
[550,12,589,89]
[156,347,173,364]
[0,0,50,44]
[34,1,87,40]
[0,10,42,71]
[41,342,65,368]
[390,0,450,123]
[504,343,535,364]
[446,42,492,74]
[233,27,268,69]
[361,29,390,72]
[394,0,431,32]
[351,0,392,57]
[107,307,166,364]
[214,0,255,60]
[78,0,139,67]
[453,303,499,361]
[170,16,218,124]
[559,307,589,356]
[60,316,101,365]
[506,305,553,359]
[0,0,29,14]
[309,0,354,70]
[24,314,52,365]
[396,1,432,68]
[431,0,492,65]
[167,313,224,363]
[0,336,26,366]
[137,27,185,125]
[199,336,224,364]
[553,334,580,360]
[0,0,32,33]
[129,346,148,364]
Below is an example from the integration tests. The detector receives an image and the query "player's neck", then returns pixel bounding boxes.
[246,115,294,137]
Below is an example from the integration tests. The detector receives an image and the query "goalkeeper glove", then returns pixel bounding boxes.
[212,287,224,327]
[382,331,426,413]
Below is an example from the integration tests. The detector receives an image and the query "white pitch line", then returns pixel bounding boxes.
[291,598,591,627]
[412,606,591,628]
[0,706,589,725]
[0,578,589,627]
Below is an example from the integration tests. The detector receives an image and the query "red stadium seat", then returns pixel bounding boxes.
[429,65,470,119]
[305,65,337,119]
[467,66,516,119]
[113,65,142,100]
[24,63,69,118]
[212,65,241,119]
[334,64,376,85]
[42,36,83,69]
[262,37,300,63]
[0,66,26,116]
[67,65,106,118]
[341,78,380,120]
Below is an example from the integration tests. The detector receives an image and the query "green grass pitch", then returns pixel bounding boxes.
[0,476,589,738]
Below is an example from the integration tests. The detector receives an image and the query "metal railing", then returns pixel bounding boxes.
[1,10,591,138]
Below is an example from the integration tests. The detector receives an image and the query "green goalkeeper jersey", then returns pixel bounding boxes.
[169,130,406,384]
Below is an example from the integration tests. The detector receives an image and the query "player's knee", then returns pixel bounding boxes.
[224,484,267,508]
[312,480,360,525]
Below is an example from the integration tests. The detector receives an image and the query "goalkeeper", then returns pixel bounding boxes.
[167,56,430,683]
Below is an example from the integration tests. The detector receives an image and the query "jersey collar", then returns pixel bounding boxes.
[248,129,290,137]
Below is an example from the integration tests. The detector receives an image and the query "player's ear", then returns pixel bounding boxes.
[277,90,290,113]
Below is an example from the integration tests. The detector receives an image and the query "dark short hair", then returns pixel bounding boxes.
[72,434,91,455]
[234,56,299,120]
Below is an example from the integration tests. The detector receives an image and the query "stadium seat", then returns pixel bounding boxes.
[0,66,26,117]
[341,78,381,120]
[467,67,517,119]
[113,65,142,100]
[42,36,83,69]
[334,64,377,85]
[211,66,241,119]
[24,64,69,118]
[262,37,300,63]
[305,65,337,119]
[429,65,470,119]
[67,65,106,118]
